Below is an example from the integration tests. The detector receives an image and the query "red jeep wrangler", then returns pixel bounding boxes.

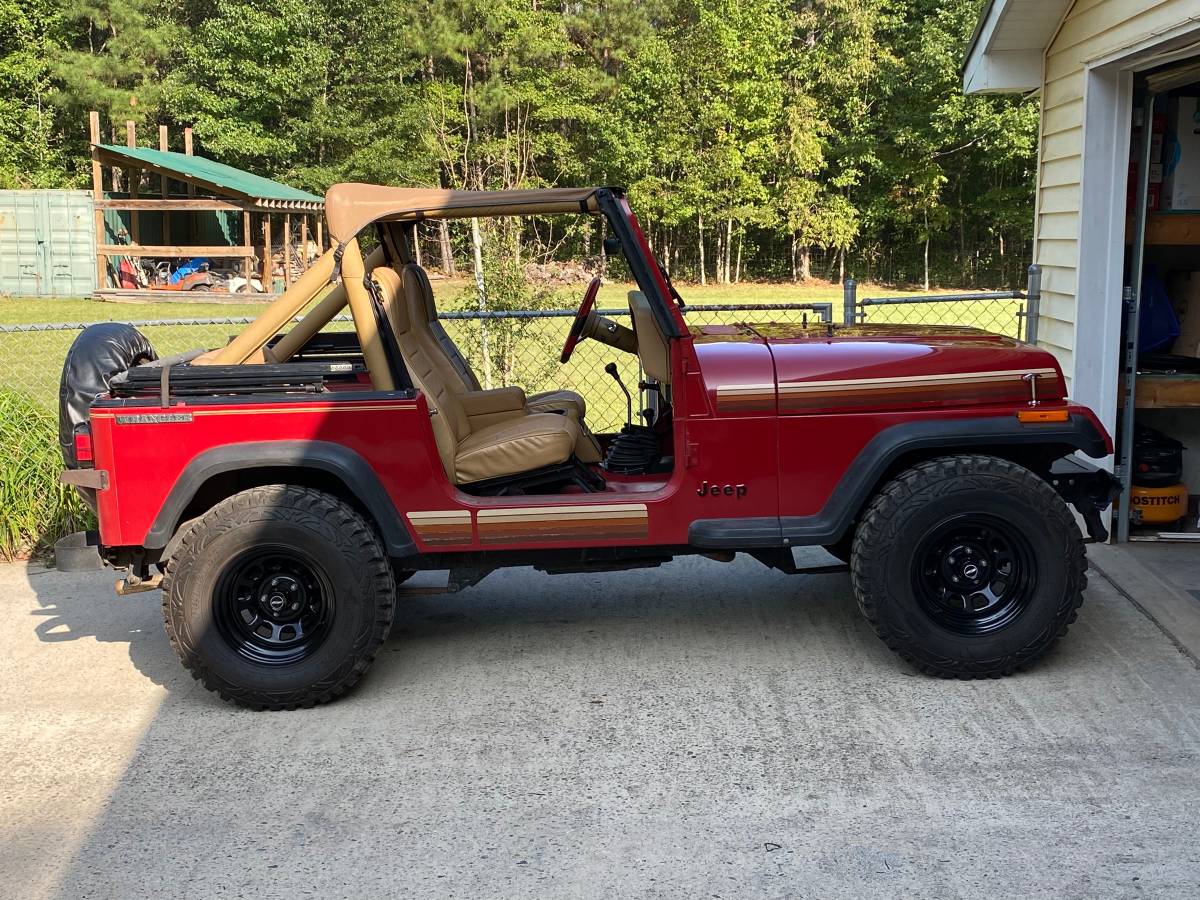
[59,185,1117,709]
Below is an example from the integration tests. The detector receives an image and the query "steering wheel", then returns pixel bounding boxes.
[560,276,602,364]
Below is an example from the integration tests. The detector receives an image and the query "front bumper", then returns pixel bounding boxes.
[1048,456,1120,542]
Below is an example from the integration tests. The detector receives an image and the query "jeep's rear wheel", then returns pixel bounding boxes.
[162,485,395,709]
[851,455,1085,678]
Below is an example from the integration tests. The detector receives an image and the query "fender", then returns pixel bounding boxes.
[689,413,1110,549]
[142,440,416,557]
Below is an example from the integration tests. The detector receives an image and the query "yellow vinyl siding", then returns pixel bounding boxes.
[1037,211,1080,239]
[1044,71,1085,108]
[1034,0,1200,379]
[1040,292,1081,321]
[1053,0,1181,60]
[1043,98,1085,135]
[1042,264,1079,297]
[1038,183,1082,214]
[1037,238,1082,267]
[1041,155,1085,187]
[1042,127,1084,161]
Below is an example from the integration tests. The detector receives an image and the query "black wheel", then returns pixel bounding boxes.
[162,485,395,709]
[851,455,1085,678]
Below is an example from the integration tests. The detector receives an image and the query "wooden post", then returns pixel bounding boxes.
[262,214,272,293]
[282,213,292,288]
[183,127,195,199]
[125,121,140,245]
[158,125,169,245]
[90,111,107,289]
[109,125,121,192]
[242,210,252,292]
[316,217,324,253]
[300,216,309,273]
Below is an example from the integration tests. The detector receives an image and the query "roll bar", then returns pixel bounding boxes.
[205,244,392,390]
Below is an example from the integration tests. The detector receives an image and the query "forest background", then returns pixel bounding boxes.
[0,0,1035,289]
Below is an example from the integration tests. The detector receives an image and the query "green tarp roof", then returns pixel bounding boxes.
[95,144,323,207]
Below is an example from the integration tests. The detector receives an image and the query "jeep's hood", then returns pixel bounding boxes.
[690,323,1065,413]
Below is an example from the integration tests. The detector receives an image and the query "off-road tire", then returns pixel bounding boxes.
[851,454,1086,678]
[162,485,395,709]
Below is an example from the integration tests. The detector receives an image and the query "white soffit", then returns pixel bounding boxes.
[963,0,1071,94]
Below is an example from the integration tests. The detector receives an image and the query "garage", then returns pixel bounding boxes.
[965,1,1200,551]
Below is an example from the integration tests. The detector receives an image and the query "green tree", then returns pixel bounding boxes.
[54,0,178,129]
[0,0,72,187]
[0,0,1040,289]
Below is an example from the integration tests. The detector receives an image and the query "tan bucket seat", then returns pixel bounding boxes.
[401,263,587,419]
[372,266,582,485]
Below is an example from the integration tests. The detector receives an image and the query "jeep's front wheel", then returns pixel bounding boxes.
[851,455,1085,678]
[162,485,395,709]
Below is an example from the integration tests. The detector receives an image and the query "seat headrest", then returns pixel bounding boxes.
[370,266,409,334]
[402,264,438,322]
[400,265,435,330]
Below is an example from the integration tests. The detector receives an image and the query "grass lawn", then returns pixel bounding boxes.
[0,277,1023,433]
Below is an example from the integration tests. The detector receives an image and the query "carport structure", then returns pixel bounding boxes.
[88,112,324,298]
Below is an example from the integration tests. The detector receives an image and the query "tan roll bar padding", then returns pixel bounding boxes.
[339,239,395,391]
[271,246,386,363]
[207,249,337,365]
[325,184,601,245]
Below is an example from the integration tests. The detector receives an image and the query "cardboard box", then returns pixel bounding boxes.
[1170,271,1200,357]
[1164,97,1200,211]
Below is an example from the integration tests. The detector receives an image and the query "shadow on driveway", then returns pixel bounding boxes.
[8,554,1200,899]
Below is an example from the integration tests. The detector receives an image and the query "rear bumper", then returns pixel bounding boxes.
[59,468,108,490]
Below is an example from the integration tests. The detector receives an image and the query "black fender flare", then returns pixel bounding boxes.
[689,414,1110,549]
[143,440,416,557]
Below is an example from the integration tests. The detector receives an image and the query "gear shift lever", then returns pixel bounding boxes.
[605,362,633,428]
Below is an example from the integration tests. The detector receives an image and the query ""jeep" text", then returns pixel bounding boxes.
[697,481,747,498]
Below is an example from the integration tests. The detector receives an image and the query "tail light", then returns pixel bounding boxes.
[74,429,94,465]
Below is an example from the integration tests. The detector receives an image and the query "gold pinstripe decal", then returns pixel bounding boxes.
[476,503,649,543]
[93,403,417,420]
[777,368,1057,394]
[716,368,1057,410]
[476,503,647,521]
[407,509,473,545]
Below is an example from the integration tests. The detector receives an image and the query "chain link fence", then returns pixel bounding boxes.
[0,286,1037,432]
[842,265,1042,343]
[0,302,834,434]
[0,285,1035,557]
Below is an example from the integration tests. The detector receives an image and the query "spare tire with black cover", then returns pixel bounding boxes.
[58,324,156,506]
[851,454,1086,678]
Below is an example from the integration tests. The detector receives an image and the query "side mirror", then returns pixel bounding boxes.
[603,235,622,258]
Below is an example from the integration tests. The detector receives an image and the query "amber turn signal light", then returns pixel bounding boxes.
[1016,408,1070,423]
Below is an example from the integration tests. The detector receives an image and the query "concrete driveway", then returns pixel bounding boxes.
[1,553,1198,899]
